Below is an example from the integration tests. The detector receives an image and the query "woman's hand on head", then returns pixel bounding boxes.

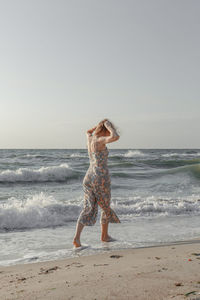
[104,120,114,130]
[87,126,97,135]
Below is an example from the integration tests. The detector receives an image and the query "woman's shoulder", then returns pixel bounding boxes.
[88,135,106,152]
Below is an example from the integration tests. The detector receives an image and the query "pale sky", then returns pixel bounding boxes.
[0,0,199,149]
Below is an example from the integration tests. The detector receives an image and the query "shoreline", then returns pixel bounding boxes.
[2,237,200,268]
[1,239,200,300]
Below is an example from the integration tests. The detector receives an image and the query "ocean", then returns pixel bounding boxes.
[0,148,200,266]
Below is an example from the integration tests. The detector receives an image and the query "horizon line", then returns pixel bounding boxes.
[0,148,200,150]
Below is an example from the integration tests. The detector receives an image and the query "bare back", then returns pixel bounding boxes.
[87,135,107,153]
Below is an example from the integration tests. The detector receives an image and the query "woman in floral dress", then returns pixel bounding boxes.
[73,119,121,248]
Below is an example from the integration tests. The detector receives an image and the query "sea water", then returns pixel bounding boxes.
[0,149,200,266]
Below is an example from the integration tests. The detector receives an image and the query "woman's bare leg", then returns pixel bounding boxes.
[101,221,113,242]
[73,222,84,247]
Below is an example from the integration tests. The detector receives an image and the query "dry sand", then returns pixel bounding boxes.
[1,240,200,300]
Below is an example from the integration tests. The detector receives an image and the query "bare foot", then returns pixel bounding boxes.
[73,238,81,248]
[101,235,116,242]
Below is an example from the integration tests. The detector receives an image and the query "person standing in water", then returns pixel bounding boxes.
[73,119,121,248]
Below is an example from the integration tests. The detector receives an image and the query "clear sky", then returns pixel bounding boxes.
[0,0,199,149]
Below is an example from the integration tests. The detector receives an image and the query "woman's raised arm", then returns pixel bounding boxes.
[86,126,97,136]
[99,120,120,144]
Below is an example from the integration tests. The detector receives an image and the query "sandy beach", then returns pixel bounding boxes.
[0,240,200,300]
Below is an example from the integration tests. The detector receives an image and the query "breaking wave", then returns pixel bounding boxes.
[0,193,81,231]
[1,193,200,232]
[0,164,80,183]
[123,150,146,158]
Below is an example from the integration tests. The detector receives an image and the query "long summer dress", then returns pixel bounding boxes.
[77,147,121,225]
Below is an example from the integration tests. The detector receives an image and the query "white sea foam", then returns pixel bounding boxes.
[162,152,200,158]
[123,150,146,158]
[26,154,42,158]
[112,195,200,217]
[0,192,81,231]
[0,164,78,182]
[1,193,200,231]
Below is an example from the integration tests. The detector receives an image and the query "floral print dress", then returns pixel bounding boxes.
[77,147,121,226]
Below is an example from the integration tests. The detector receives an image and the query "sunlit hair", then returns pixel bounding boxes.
[95,119,119,136]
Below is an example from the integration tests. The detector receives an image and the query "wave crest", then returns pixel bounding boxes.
[112,195,200,217]
[124,150,146,158]
[162,152,200,158]
[0,164,79,183]
[0,193,81,231]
